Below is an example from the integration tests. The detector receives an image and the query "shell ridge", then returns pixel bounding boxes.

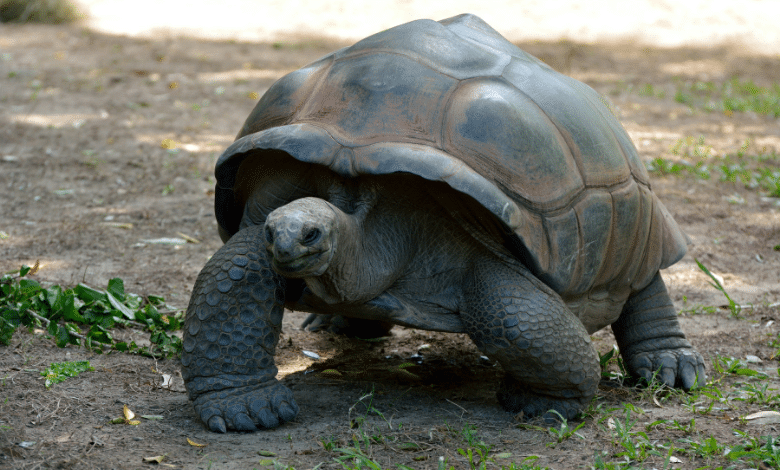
[334,49,459,80]
[290,58,335,123]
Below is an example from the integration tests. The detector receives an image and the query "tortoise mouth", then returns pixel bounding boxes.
[272,250,328,277]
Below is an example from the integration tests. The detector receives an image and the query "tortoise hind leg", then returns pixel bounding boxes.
[462,259,600,421]
[611,273,705,390]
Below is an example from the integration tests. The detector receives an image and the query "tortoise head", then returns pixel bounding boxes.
[263,197,341,278]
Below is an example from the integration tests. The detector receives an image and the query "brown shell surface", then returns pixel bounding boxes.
[215,13,688,300]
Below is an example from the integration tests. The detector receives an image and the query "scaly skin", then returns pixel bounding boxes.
[611,274,706,390]
[181,225,298,432]
[462,258,601,421]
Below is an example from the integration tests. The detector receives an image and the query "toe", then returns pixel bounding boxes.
[278,402,299,422]
[677,351,706,390]
[257,408,280,429]
[653,352,677,387]
[233,412,257,432]
[207,415,227,433]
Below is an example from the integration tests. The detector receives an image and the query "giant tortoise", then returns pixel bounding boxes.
[181,13,705,432]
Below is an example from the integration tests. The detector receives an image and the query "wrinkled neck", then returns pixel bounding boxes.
[299,201,377,304]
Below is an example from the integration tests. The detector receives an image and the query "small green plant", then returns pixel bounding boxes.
[733,382,780,405]
[606,405,660,463]
[727,432,780,468]
[599,345,628,382]
[41,360,93,389]
[714,356,766,378]
[680,435,724,465]
[694,259,741,317]
[0,265,183,357]
[545,410,585,446]
[332,445,384,470]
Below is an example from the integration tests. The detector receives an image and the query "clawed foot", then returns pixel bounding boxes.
[192,381,299,432]
[625,347,706,390]
[496,378,591,423]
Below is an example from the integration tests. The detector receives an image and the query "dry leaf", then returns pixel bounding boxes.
[176,232,200,244]
[187,437,207,447]
[123,405,135,420]
[258,450,276,457]
[143,455,166,463]
[302,350,320,360]
[160,374,173,388]
[744,410,780,425]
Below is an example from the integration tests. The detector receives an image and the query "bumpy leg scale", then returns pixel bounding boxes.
[611,273,706,390]
[181,225,298,432]
[462,259,600,421]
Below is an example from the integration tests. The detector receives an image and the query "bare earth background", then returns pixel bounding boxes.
[1,2,779,469]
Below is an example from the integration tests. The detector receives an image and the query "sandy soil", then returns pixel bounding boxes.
[0,6,779,470]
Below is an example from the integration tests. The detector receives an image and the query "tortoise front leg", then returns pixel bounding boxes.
[181,225,298,432]
[462,259,600,421]
[611,273,706,390]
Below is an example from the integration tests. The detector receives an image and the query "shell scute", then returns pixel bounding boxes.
[569,191,614,295]
[238,61,332,138]
[337,18,508,80]
[592,181,641,288]
[298,53,456,146]
[444,79,583,209]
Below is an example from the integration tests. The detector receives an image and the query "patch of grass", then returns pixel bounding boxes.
[0,264,183,357]
[606,405,660,463]
[0,0,83,23]
[646,136,780,197]
[674,77,780,117]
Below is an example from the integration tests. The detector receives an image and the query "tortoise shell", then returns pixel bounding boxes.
[213,13,688,324]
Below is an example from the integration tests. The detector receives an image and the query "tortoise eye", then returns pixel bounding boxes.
[264,227,274,245]
[302,228,321,245]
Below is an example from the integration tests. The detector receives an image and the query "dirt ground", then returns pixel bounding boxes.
[1,20,779,470]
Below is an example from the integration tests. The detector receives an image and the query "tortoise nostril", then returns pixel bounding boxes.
[301,228,321,246]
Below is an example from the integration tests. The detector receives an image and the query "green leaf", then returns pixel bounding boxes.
[106,290,135,320]
[19,265,31,277]
[124,293,142,310]
[19,279,41,296]
[106,278,125,301]
[147,295,165,305]
[44,285,62,309]
[75,284,106,303]
[61,293,86,323]
[54,324,72,348]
